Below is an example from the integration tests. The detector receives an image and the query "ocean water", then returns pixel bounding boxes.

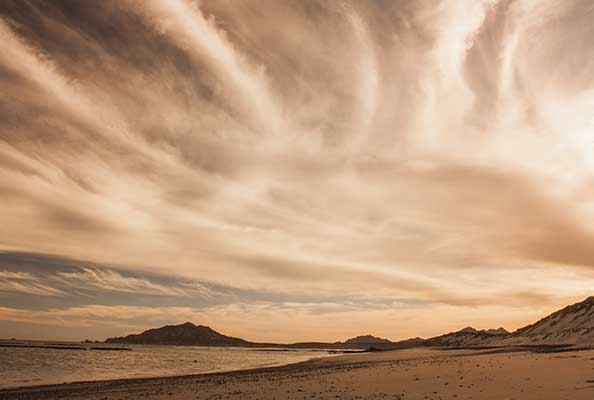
[0,341,334,389]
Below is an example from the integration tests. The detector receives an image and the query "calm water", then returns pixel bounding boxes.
[0,341,334,389]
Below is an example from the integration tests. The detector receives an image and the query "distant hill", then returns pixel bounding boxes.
[105,322,252,347]
[421,327,509,347]
[484,328,509,336]
[343,335,392,345]
[417,326,510,347]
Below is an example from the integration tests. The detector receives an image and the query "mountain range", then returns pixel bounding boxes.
[106,325,396,349]
[106,296,594,349]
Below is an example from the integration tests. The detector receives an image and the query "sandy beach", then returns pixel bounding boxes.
[2,347,593,400]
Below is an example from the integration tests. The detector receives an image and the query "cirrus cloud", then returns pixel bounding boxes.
[0,0,593,341]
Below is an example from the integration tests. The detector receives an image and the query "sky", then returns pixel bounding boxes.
[0,0,593,343]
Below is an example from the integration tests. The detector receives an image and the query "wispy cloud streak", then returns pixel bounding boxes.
[0,0,593,341]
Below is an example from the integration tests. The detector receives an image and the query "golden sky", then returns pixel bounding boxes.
[0,0,593,343]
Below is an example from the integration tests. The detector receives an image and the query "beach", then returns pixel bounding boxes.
[2,347,593,400]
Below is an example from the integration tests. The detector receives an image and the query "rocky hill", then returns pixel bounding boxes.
[421,297,594,348]
[495,297,594,346]
[484,328,509,335]
[422,327,509,347]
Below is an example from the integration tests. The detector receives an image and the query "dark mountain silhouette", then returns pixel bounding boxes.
[343,335,392,345]
[105,322,251,346]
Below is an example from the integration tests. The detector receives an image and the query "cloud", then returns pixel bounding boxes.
[54,268,192,296]
[0,0,594,340]
[0,253,223,301]
[0,271,34,280]
[0,270,65,297]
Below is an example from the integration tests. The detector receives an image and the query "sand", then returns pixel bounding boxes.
[1,347,593,400]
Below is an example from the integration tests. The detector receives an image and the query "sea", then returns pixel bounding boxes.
[0,340,337,389]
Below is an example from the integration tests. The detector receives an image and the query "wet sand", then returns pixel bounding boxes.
[1,348,593,400]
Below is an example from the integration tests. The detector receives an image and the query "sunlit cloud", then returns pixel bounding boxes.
[0,0,593,341]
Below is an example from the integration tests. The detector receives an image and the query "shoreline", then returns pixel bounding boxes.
[0,351,351,399]
[0,345,572,392]
[0,347,521,393]
[2,347,594,400]
[0,348,345,393]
